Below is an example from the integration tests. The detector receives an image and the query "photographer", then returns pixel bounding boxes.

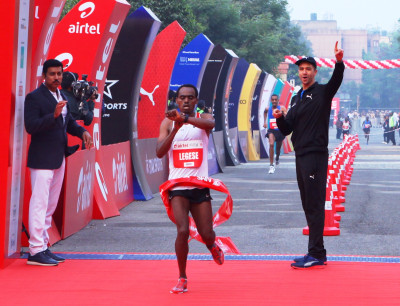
[61,72,95,126]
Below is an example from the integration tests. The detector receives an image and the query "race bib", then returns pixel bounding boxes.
[269,118,277,129]
[173,140,203,168]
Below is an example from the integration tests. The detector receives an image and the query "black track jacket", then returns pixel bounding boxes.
[277,62,345,156]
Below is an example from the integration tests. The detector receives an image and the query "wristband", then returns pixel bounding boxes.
[184,114,189,123]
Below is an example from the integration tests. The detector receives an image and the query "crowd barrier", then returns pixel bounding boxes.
[303,134,360,236]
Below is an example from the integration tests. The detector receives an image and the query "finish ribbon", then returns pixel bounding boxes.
[160,176,241,254]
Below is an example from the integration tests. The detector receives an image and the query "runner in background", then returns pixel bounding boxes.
[342,116,351,139]
[263,94,287,174]
[156,84,224,294]
[362,116,372,145]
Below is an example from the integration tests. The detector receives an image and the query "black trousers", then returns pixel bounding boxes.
[295,151,328,259]
[387,129,396,145]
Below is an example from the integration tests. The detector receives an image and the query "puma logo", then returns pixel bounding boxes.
[309,174,315,179]
[140,85,159,106]
[306,94,313,100]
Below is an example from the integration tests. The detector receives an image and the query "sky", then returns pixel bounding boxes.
[286,0,400,33]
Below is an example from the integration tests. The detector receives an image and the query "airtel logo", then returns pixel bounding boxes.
[78,2,95,19]
[77,161,93,213]
[55,52,73,69]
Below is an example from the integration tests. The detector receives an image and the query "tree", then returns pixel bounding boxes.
[359,28,400,111]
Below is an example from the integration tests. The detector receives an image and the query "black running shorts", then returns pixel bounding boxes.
[169,188,213,204]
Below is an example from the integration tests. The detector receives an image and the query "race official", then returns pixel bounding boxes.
[24,59,93,266]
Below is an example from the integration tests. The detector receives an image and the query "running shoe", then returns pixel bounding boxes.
[291,255,326,269]
[170,278,188,294]
[293,254,327,264]
[210,243,224,265]
[275,160,280,166]
[268,165,275,174]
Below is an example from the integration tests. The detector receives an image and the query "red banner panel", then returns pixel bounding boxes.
[47,0,131,219]
[61,149,95,238]
[136,21,186,194]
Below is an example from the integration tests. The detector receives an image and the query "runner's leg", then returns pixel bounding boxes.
[268,133,276,165]
[190,200,215,247]
[171,196,191,279]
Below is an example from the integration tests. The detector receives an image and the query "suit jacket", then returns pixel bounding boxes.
[24,84,87,169]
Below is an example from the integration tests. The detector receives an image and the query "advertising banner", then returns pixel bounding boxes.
[61,148,95,238]
[135,21,186,195]
[22,0,65,249]
[215,50,239,166]
[5,0,34,262]
[281,82,295,154]
[228,58,249,163]
[250,71,266,157]
[199,44,227,174]
[116,7,161,201]
[237,63,261,162]
[30,0,65,90]
[258,73,276,158]
[170,33,214,92]
[47,0,131,220]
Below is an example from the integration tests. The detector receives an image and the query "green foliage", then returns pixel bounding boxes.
[61,0,79,19]
[359,29,400,110]
[126,0,203,44]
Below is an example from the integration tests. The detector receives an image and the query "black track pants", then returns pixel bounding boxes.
[295,151,328,259]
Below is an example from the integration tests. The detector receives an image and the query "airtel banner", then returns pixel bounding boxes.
[30,0,65,90]
[47,0,131,221]
[22,0,66,248]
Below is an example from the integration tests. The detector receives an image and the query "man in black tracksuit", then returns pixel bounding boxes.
[273,42,344,269]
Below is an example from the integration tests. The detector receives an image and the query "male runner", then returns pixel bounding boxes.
[156,84,224,293]
[264,94,287,174]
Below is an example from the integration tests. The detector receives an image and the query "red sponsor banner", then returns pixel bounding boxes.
[61,149,95,238]
[0,0,17,268]
[22,1,66,248]
[134,21,186,196]
[95,142,134,211]
[138,21,186,140]
[332,97,340,125]
[47,0,130,219]
[282,82,294,154]
[160,176,241,254]
[30,0,65,90]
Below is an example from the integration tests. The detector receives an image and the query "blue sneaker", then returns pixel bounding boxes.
[291,255,325,269]
[293,254,327,264]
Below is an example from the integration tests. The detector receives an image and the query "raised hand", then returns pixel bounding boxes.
[334,41,344,62]
[54,100,67,118]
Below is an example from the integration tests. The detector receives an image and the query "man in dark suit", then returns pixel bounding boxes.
[24,59,93,266]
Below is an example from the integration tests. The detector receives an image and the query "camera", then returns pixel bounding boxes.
[72,74,99,103]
